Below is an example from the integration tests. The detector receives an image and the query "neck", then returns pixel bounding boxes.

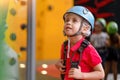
[68,35,83,46]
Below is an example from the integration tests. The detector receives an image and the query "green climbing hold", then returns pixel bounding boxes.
[9,58,16,65]
[10,33,16,41]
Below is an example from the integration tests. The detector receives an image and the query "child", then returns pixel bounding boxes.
[55,6,104,80]
[90,18,109,68]
[104,21,120,80]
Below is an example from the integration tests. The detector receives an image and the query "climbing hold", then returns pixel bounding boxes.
[10,33,16,41]
[10,8,16,16]
[9,58,16,65]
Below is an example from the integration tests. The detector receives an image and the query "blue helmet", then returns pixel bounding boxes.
[64,6,95,30]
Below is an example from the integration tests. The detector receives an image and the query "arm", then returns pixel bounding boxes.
[55,44,66,73]
[68,63,104,80]
[55,59,66,73]
[82,63,105,79]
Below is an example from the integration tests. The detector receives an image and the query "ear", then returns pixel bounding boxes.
[81,25,91,36]
[83,24,90,31]
[81,25,89,33]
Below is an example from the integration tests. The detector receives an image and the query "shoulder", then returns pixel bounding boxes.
[84,43,99,56]
[83,44,102,67]
[80,40,95,53]
[102,32,109,36]
[61,40,68,47]
[85,44,96,51]
[63,40,68,46]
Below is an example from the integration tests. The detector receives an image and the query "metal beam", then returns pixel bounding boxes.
[26,0,36,80]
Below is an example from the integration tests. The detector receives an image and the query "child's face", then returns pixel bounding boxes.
[64,13,82,36]
[94,21,103,32]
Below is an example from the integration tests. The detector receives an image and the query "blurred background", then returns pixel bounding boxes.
[0,0,120,80]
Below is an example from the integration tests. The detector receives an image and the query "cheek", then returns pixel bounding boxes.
[63,24,66,29]
[74,24,80,31]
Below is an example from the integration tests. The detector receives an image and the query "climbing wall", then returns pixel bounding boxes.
[5,0,73,61]
[0,0,19,79]
[36,0,73,60]
[5,0,27,61]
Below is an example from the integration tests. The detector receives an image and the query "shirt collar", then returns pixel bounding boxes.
[71,38,85,51]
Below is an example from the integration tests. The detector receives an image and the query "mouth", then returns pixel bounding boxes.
[65,27,72,31]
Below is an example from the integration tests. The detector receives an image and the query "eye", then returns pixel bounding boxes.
[64,18,70,22]
[73,19,77,22]
[73,18,79,23]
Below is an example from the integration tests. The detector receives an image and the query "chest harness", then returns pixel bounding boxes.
[61,39,89,80]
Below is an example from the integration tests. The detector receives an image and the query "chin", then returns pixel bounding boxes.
[65,32,71,35]
[65,31,72,34]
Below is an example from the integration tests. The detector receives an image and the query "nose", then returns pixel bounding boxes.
[66,20,72,25]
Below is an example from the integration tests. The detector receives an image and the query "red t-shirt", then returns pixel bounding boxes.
[61,38,102,80]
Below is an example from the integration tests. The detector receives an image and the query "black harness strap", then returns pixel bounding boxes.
[70,39,89,68]
[77,39,89,53]
[77,39,89,64]
[61,40,68,80]
[63,40,68,60]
